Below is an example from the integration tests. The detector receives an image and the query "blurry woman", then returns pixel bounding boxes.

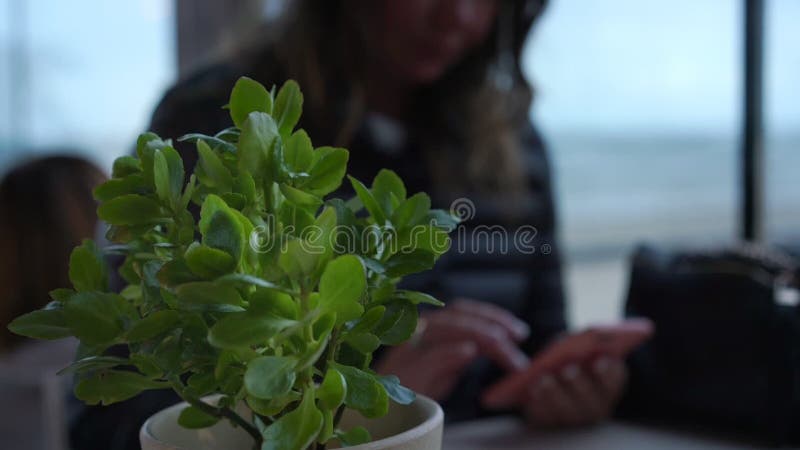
[0,154,107,450]
[0,155,107,350]
[145,0,638,427]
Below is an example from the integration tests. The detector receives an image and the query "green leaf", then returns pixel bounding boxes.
[426,209,460,231]
[316,368,346,409]
[199,194,245,263]
[247,395,294,417]
[306,206,337,268]
[319,255,365,325]
[238,111,279,182]
[280,183,322,209]
[93,174,147,201]
[392,192,431,229]
[179,175,197,215]
[348,176,387,225]
[186,371,217,397]
[236,172,257,204]
[49,288,76,303]
[355,257,383,276]
[319,408,334,444]
[208,312,296,349]
[175,282,244,308]
[7,309,72,340]
[377,374,416,405]
[375,300,418,346]
[244,356,296,399]
[278,239,318,278]
[154,153,169,203]
[343,332,381,354]
[394,289,445,307]
[153,146,184,210]
[196,140,233,190]
[178,405,220,429]
[215,273,289,293]
[279,203,315,238]
[111,155,141,178]
[333,364,389,418]
[297,327,330,371]
[284,129,313,172]
[336,426,371,447]
[348,306,386,334]
[57,356,128,375]
[69,240,108,292]
[369,276,395,303]
[220,192,246,209]
[64,292,131,346]
[214,126,240,140]
[177,133,237,154]
[249,289,299,319]
[384,249,436,277]
[156,259,198,287]
[311,312,336,343]
[74,370,167,405]
[397,226,451,257]
[136,132,169,187]
[229,76,272,128]
[126,310,180,342]
[306,147,348,196]
[130,354,162,377]
[273,79,303,137]
[184,242,236,278]
[371,169,406,214]
[214,350,238,381]
[97,194,165,226]
[336,342,371,369]
[261,390,323,450]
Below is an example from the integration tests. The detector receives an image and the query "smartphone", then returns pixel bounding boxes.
[571,318,654,359]
[483,318,653,405]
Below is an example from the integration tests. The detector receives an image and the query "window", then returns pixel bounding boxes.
[523,1,743,324]
[764,0,800,243]
[0,0,175,174]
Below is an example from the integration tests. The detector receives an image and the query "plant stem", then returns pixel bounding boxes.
[185,396,262,442]
[332,404,346,429]
[170,380,262,444]
[323,328,340,369]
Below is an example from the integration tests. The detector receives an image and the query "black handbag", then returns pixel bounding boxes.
[620,243,800,444]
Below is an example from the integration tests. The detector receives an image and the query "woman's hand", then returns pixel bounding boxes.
[482,320,652,428]
[521,357,627,427]
[375,298,530,401]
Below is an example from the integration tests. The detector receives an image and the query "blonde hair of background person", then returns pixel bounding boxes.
[0,155,107,352]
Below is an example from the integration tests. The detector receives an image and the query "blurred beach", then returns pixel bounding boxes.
[551,133,799,257]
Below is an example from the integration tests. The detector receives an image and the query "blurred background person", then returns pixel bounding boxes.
[146,0,640,429]
[0,154,107,450]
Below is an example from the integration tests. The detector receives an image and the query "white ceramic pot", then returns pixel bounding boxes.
[140,395,443,450]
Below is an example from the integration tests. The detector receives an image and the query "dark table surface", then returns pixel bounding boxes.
[443,416,782,450]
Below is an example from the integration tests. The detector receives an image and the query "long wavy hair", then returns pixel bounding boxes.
[236,0,546,205]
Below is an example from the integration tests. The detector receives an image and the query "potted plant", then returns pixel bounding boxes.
[9,77,457,450]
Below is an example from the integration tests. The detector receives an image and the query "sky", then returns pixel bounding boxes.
[0,0,798,173]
